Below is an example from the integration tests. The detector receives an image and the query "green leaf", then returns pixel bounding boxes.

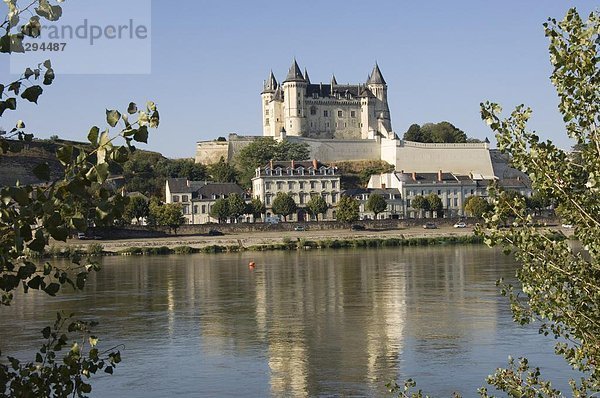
[56,145,73,166]
[35,0,63,21]
[43,68,55,86]
[42,326,51,339]
[95,163,110,183]
[106,109,121,128]
[133,126,148,143]
[44,283,60,296]
[127,102,138,114]
[33,162,51,181]
[21,85,44,103]
[88,126,100,145]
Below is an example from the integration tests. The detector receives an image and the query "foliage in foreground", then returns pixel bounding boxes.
[478,8,599,396]
[389,7,599,397]
[1,1,159,396]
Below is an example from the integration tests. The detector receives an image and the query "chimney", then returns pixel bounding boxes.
[381,183,386,189]
[270,160,273,170]
[438,170,443,182]
[412,172,417,181]
[313,159,318,169]
[291,160,295,169]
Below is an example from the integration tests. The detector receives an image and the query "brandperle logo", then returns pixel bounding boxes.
[31,18,149,46]
[10,0,152,75]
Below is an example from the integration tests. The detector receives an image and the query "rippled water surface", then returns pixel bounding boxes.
[1,246,573,396]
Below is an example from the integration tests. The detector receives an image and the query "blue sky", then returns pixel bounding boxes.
[1,1,597,158]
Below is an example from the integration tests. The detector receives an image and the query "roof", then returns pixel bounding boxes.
[367,63,386,85]
[194,183,245,200]
[284,59,305,83]
[166,178,193,193]
[304,68,311,84]
[305,83,364,99]
[262,160,328,169]
[398,172,458,183]
[331,74,338,85]
[343,187,401,198]
[262,70,278,93]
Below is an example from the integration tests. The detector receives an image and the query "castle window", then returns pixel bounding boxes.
[182,195,188,202]
[310,106,317,115]
[265,109,269,116]
[299,181,305,189]
[172,195,179,203]
[326,122,330,128]
[351,111,356,118]
[297,110,301,116]
[338,110,343,117]
[265,118,270,126]
[344,123,347,128]
[323,110,329,117]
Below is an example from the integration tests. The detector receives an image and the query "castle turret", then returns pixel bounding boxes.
[282,59,307,136]
[262,70,279,136]
[366,63,392,136]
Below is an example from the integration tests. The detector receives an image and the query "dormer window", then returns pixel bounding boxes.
[298,167,304,175]
[276,167,282,175]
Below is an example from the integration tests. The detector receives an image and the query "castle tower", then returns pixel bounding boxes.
[262,71,279,136]
[282,59,307,136]
[366,63,392,137]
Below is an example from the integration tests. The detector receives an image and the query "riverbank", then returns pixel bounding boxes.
[42,224,571,257]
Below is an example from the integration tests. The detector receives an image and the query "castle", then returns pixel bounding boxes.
[195,60,528,188]
[261,60,393,140]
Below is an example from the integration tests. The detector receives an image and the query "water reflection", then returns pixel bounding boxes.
[0,246,569,397]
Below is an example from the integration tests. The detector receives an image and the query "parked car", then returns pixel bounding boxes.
[351,224,365,231]
[208,229,224,236]
[453,222,467,228]
[561,224,573,229]
[294,225,307,231]
[77,232,87,240]
[423,222,437,229]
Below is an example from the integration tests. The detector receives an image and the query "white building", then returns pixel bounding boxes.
[165,178,248,224]
[342,188,404,220]
[252,160,341,222]
[368,171,531,218]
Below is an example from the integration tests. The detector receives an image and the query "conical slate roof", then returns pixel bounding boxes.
[304,68,311,84]
[331,74,338,86]
[367,63,386,85]
[262,70,278,93]
[284,59,305,82]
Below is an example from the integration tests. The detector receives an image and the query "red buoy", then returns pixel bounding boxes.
[248,261,256,269]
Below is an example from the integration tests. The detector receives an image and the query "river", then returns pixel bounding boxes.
[0,246,573,397]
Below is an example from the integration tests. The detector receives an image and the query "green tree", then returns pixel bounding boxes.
[365,194,387,220]
[272,192,297,222]
[426,193,443,218]
[306,195,328,222]
[403,123,427,142]
[247,197,266,222]
[403,121,469,143]
[478,8,600,396]
[411,195,429,218]
[463,195,491,218]
[160,203,185,233]
[209,198,229,224]
[208,156,237,183]
[123,195,149,224]
[227,193,247,222]
[149,200,184,233]
[525,191,552,216]
[234,138,310,188]
[336,195,359,223]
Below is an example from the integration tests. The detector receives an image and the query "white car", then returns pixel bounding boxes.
[453,222,467,228]
[561,224,573,229]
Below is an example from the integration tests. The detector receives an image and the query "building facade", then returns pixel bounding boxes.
[261,60,393,140]
[342,188,404,220]
[252,160,341,222]
[165,178,248,224]
[368,171,532,218]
